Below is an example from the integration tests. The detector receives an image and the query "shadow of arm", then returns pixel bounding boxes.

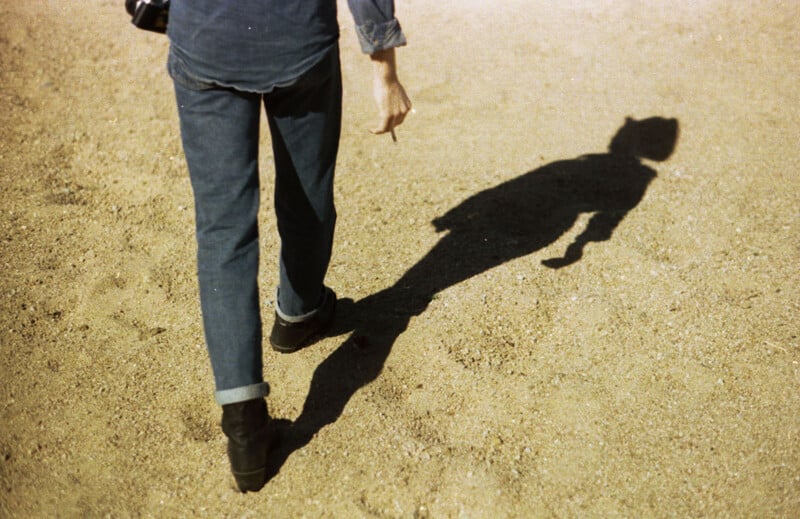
[541,210,626,269]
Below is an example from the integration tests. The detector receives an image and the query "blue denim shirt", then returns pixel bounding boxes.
[167,0,406,93]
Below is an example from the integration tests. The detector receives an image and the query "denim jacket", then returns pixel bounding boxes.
[167,0,406,93]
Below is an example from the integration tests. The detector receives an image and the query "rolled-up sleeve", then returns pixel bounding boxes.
[347,0,407,54]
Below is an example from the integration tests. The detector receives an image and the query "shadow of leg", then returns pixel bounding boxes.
[264,291,412,481]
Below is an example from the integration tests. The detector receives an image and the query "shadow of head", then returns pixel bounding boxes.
[609,116,679,161]
[431,116,679,237]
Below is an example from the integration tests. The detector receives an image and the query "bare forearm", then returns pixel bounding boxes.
[370,48,399,81]
[369,48,411,135]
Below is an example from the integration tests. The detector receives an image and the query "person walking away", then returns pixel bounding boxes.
[165,0,411,491]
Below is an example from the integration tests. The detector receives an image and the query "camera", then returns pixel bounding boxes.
[126,0,169,34]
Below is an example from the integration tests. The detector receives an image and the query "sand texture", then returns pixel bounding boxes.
[1,1,799,516]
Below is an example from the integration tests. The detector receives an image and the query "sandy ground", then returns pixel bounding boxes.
[1,0,799,517]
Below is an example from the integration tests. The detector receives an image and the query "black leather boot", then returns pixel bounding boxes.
[270,288,337,353]
[221,398,270,492]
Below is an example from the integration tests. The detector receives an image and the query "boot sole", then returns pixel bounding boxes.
[232,466,268,493]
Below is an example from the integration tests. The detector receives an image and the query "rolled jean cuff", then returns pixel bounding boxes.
[214,382,270,406]
[275,287,324,323]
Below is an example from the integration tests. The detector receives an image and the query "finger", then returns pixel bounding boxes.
[393,111,408,127]
[382,110,407,132]
[370,115,393,134]
[371,103,411,134]
[394,100,412,126]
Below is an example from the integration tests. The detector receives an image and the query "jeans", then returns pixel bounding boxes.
[170,46,342,405]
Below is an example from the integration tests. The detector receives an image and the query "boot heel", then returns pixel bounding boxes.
[232,466,268,492]
[221,398,271,493]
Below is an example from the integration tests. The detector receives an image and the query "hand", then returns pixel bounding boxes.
[369,48,412,136]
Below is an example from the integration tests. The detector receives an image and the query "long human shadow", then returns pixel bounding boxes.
[265,116,679,479]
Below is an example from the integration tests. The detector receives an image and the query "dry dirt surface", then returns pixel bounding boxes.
[2,1,799,517]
